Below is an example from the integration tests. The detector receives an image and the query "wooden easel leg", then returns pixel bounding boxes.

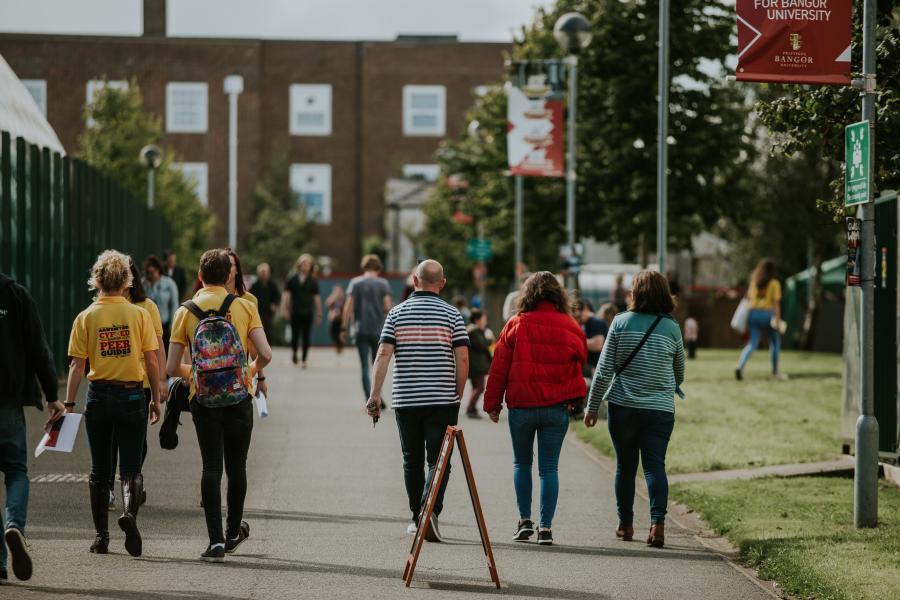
[456,429,502,589]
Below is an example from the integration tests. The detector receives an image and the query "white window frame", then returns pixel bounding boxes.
[289,84,332,136]
[174,162,209,207]
[22,79,47,118]
[403,85,446,137]
[402,164,440,182]
[289,164,332,225]
[85,79,128,125]
[166,82,208,133]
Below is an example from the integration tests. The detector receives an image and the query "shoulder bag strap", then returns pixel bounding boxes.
[615,314,664,377]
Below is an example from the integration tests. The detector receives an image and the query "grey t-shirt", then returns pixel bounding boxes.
[347,274,392,337]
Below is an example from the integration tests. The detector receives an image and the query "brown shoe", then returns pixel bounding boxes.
[615,524,634,541]
[647,523,665,548]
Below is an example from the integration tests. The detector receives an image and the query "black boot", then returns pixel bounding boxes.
[89,480,110,554]
[118,474,143,557]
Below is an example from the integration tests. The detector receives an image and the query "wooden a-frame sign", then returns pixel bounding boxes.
[402,426,501,589]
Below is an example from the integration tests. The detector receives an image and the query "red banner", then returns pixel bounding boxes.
[736,0,851,85]
[507,85,565,177]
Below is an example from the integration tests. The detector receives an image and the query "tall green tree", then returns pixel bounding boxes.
[79,81,215,270]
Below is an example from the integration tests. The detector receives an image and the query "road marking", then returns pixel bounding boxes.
[30,473,90,483]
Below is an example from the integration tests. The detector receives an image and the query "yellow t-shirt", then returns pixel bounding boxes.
[748,279,782,310]
[68,296,159,382]
[241,291,259,308]
[133,298,164,389]
[170,286,263,396]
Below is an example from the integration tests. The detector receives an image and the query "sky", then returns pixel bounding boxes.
[0,0,555,42]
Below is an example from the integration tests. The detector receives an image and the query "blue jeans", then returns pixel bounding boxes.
[738,309,780,373]
[508,405,569,529]
[84,383,147,485]
[607,402,675,525]
[0,405,29,570]
[356,334,380,399]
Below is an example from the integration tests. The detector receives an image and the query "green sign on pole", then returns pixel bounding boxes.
[467,238,493,261]
[845,120,871,207]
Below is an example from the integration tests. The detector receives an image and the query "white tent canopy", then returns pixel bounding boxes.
[0,54,65,154]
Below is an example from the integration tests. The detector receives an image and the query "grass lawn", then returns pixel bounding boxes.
[671,477,900,600]
[575,349,843,474]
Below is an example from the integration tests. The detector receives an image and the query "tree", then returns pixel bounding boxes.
[79,81,215,270]
[240,146,317,281]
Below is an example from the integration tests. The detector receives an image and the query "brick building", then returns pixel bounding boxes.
[0,0,508,270]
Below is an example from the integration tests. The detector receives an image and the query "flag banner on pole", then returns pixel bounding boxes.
[735,0,851,85]
[35,413,82,457]
[507,61,566,177]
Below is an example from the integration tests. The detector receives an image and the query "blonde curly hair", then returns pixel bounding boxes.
[88,250,133,293]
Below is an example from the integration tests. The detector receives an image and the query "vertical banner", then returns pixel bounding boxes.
[735,0,852,85]
[507,61,565,177]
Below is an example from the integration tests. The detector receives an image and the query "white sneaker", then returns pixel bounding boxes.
[406,522,417,536]
[773,372,789,381]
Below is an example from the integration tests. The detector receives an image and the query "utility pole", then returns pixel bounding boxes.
[657,0,669,273]
[514,174,523,284]
[565,54,578,288]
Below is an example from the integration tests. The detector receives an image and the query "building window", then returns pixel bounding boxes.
[290,164,331,224]
[22,80,47,118]
[85,79,128,125]
[289,84,332,136]
[402,164,440,182]
[403,85,446,137]
[174,162,209,207]
[166,82,208,133]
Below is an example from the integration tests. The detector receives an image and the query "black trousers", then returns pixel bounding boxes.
[290,313,313,362]
[191,399,254,545]
[394,404,459,522]
[109,388,152,486]
[85,383,146,485]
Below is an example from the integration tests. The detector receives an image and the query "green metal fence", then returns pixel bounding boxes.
[0,130,170,373]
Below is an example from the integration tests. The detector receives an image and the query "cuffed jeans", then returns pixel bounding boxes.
[0,405,28,570]
[191,399,253,545]
[607,402,675,525]
[738,309,780,373]
[356,334,380,399]
[394,404,459,522]
[508,405,569,529]
[85,383,147,485]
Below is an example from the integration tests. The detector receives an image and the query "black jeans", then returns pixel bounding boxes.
[356,334,380,399]
[394,404,459,522]
[291,313,313,362]
[191,399,254,545]
[85,383,147,485]
[108,388,152,487]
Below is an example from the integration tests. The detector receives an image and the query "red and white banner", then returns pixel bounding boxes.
[736,0,851,85]
[507,85,565,177]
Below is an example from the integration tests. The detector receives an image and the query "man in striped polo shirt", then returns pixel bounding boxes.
[366,259,469,542]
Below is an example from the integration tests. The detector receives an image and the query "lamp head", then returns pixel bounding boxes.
[139,144,162,169]
[554,12,592,55]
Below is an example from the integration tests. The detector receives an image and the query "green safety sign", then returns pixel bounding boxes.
[845,121,870,207]
[466,238,493,261]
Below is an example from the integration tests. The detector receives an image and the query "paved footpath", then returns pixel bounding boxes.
[9,348,774,600]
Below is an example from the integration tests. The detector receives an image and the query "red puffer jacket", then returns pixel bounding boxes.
[483,301,587,414]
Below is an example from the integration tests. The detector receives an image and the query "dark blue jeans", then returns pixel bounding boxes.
[508,405,569,529]
[0,404,29,569]
[607,402,675,525]
[109,388,152,486]
[357,334,380,399]
[85,383,147,485]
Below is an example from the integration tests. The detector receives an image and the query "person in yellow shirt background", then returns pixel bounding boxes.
[736,258,787,381]
[65,250,161,558]
[226,248,267,398]
[166,248,272,562]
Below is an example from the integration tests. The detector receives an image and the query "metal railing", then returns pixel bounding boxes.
[0,130,170,373]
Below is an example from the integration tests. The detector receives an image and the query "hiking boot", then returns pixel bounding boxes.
[201,545,225,562]
[615,524,634,541]
[224,521,250,554]
[117,474,143,557]
[89,480,110,554]
[513,519,534,542]
[422,513,443,543]
[735,368,743,381]
[4,527,33,581]
[647,523,665,548]
[537,528,553,545]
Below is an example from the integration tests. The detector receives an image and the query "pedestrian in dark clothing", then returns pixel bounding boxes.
[282,254,322,368]
[163,250,188,302]
[249,262,280,342]
[0,273,64,583]
[465,309,493,418]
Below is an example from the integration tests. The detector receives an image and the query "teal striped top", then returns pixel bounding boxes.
[587,311,685,414]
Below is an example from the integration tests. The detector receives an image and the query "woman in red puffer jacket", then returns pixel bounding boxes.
[484,271,586,546]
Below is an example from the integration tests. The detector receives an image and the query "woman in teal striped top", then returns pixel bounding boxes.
[584,270,685,548]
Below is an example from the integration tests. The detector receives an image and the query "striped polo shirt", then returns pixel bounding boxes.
[587,311,685,414]
[380,291,470,408]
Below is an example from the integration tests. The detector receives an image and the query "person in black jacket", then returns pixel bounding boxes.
[0,273,64,583]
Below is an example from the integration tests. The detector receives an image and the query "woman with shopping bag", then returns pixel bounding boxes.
[735,258,787,381]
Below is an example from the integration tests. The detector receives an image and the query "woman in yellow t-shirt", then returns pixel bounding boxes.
[227,248,267,397]
[65,250,161,558]
[736,258,786,381]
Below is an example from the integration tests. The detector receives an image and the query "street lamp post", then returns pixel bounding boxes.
[554,13,592,289]
[224,75,244,250]
[657,0,670,273]
[138,144,162,210]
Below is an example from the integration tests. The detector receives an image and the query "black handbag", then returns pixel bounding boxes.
[159,377,190,450]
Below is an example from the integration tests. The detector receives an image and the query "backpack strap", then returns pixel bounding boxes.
[217,294,236,318]
[615,314,665,377]
[182,300,208,321]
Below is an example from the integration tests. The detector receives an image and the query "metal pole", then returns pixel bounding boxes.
[657,0,669,273]
[515,174,523,284]
[566,55,578,287]
[855,0,879,529]
[147,168,155,210]
[227,91,239,250]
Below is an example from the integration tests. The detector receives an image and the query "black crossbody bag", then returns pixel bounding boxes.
[601,314,664,402]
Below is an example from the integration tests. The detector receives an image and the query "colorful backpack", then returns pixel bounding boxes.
[183,295,251,408]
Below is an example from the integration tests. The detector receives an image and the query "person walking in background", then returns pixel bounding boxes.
[465,309,493,418]
[684,316,699,359]
[226,250,268,399]
[598,302,618,329]
[453,296,471,322]
[484,272,586,546]
[163,250,187,302]
[143,255,179,351]
[325,284,346,355]
[365,260,468,542]
[736,258,786,381]
[249,263,280,343]
[612,274,628,312]
[0,272,64,583]
[282,254,322,368]
[584,270,685,549]
[574,299,608,377]
[342,255,392,403]
[66,250,162,558]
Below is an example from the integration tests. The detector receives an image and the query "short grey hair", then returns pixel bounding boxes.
[415,259,444,285]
